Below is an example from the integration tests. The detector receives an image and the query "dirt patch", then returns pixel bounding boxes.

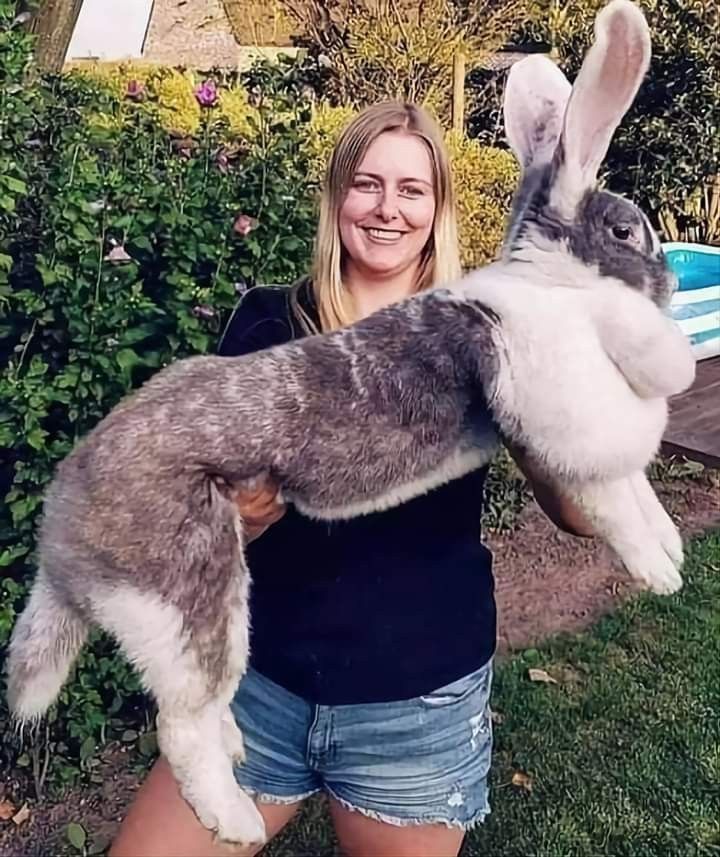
[1,472,717,856]
[489,471,720,653]
[0,745,142,857]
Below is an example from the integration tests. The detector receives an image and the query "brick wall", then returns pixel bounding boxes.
[143,0,241,69]
[142,0,298,69]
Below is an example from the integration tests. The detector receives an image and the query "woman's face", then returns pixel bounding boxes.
[338,130,436,281]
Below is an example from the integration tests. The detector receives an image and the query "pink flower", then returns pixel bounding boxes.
[215,142,248,173]
[233,214,258,236]
[216,150,229,173]
[126,80,145,102]
[104,245,133,264]
[194,80,218,108]
[170,135,197,159]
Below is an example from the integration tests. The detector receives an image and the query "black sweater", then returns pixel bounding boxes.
[218,281,496,704]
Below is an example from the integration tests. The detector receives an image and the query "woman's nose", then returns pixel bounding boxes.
[376,191,400,222]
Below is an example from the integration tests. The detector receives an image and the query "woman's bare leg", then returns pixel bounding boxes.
[110,756,301,857]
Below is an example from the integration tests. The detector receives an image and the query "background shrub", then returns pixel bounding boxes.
[467,0,720,242]
[0,9,318,784]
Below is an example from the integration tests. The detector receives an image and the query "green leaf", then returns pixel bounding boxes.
[26,427,48,450]
[79,735,96,762]
[116,348,140,372]
[73,222,95,242]
[66,822,87,851]
[4,176,27,194]
[138,730,158,757]
[0,545,29,567]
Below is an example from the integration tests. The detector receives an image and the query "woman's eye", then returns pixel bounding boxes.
[612,225,632,241]
[400,185,424,197]
[354,179,379,192]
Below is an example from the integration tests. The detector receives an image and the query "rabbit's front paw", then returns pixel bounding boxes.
[190,786,266,848]
[221,709,246,763]
[213,789,267,848]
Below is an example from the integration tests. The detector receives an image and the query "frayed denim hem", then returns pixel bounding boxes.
[325,785,491,831]
[239,785,320,805]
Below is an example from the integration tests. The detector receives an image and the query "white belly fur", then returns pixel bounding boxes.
[458,271,667,481]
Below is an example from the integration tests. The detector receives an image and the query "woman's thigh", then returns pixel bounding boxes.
[329,798,465,857]
[109,756,301,857]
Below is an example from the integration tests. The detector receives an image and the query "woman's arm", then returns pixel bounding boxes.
[506,444,594,538]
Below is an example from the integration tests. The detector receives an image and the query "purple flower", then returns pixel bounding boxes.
[126,79,145,102]
[194,80,218,108]
[192,305,217,321]
[233,214,258,236]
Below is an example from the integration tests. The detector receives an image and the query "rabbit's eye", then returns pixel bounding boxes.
[612,225,632,241]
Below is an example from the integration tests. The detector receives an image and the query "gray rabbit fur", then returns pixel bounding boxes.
[6,0,695,846]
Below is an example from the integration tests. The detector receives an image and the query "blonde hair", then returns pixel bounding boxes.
[297,102,462,333]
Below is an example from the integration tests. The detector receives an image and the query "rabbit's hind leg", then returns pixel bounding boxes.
[92,579,265,848]
[630,470,684,570]
[575,476,683,595]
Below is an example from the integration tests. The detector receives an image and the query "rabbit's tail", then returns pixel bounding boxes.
[5,570,88,723]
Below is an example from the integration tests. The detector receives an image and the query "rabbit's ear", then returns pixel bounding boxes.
[551,0,651,215]
[503,55,571,171]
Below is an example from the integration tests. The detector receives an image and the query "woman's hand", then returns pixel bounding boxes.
[505,443,595,538]
[230,475,286,543]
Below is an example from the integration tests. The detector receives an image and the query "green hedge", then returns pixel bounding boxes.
[0,4,318,784]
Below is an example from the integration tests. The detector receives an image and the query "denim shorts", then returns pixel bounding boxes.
[229,659,494,829]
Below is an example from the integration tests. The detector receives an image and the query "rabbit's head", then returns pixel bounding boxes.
[502,0,676,308]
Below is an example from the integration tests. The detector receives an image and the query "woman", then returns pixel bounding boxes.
[111,102,591,857]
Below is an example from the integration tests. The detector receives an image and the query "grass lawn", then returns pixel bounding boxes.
[265,531,720,856]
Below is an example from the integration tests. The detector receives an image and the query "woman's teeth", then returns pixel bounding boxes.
[366,228,403,242]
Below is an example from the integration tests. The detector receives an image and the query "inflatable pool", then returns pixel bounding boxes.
[665,242,720,361]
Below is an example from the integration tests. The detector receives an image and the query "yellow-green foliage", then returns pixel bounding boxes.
[154,70,201,137]
[217,87,257,140]
[66,60,163,98]
[445,131,519,268]
[68,62,257,140]
[302,103,356,182]
[84,111,124,141]
[300,106,519,268]
[280,0,532,124]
